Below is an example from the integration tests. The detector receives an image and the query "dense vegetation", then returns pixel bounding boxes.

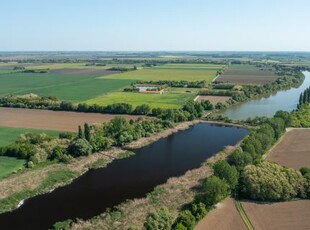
[292,104,310,127]
[134,80,207,88]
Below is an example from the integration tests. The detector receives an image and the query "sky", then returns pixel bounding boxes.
[1,0,310,51]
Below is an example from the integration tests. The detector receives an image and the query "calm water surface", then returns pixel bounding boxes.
[0,123,248,230]
[224,71,310,120]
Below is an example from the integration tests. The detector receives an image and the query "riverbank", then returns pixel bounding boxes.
[68,137,245,229]
[0,148,126,214]
[124,120,205,149]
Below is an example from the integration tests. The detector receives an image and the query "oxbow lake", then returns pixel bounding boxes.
[0,123,248,230]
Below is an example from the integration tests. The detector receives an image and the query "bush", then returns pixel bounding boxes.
[204,176,230,207]
[144,207,173,230]
[241,161,306,201]
[67,138,92,157]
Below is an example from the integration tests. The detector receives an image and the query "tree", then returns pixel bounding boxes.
[78,125,83,139]
[84,123,91,142]
[144,207,173,230]
[213,160,239,189]
[67,138,92,157]
[173,210,196,230]
[229,150,253,170]
[241,161,306,201]
[134,104,151,115]
[204,176,230,207]
[191,202,207,221]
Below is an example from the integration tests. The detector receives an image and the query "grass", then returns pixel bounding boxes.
[102,64,223,82]
[0,126,61,146]
[0,72,133,102]
[0,157,25,179]
[85,91,195,108]
[234,200,255,230]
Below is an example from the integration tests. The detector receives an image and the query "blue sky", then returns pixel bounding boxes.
[1,0,309,51]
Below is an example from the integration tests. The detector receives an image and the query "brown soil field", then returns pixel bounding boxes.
[267,129,310,169]
[242,200,310,230]
[215,65,278,84]
[195,95,231,104]
[0,107,141,132]
[49,68,120,75]
[195,198,247,230]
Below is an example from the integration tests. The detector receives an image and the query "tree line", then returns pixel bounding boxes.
[298,86,310,108]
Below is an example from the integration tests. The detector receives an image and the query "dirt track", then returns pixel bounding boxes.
[195,198,247,230]
[242,200,310,230]
[267,129,310,169]
[0,107,141,132]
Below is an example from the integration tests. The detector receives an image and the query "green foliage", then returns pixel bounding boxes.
[292,104,310,127]
[204,176,230,207]
[213,160,239,189]
[144,207,173,230]
[52,219,73,230]
[241,161,306,201]
[172,210,196,230]
[190,202,207,221]
[229,149,253,171]
[67,138,92,157]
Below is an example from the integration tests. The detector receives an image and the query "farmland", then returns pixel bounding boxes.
[0,157,26,179]
[0,126,60,146]
[195,95,231,105]
[0,71,132,102]
[0,107,142,132]
[267,128,310,169]
[242,200,310,230]
[102,64,223,82]
[195,198,247,230]
[215,64,278,84]
[85,91,195,108]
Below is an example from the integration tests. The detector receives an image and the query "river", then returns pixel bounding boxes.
[0,123,248,230]
[224,71,310,120]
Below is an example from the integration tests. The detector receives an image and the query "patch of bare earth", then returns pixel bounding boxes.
[195,198,247,230]
[0,107,141,132]
[267,128,310,169]
[195,95,231,105]
[242,200,310,230]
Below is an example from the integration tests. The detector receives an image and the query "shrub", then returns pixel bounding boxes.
[191,202,207,221]
[67,138,92,157]
[173,210,196,230]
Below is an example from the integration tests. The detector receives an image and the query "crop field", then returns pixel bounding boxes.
[195,95,231,105]
[102,64,223,82]
[86,91,195,108]
[0,126,60,146]
[215,64,278,84]
[242,200,310,230]
[0,72,132,102]
[195,198,247,230]
[266,128,310,169]
[0,157,26,179]
[0,107,142,132]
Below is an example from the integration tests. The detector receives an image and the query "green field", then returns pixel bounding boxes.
[0,72,133,102]
[86,91,195,108]
[102,64,223,82]
[0,156,25,179]
[0,126,61,147]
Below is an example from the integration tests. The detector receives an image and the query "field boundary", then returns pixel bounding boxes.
[234,200,255,230]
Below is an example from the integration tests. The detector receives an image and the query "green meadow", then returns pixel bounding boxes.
[0,157,26,179]
[86,91,195,109]
[0,126,61,147]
